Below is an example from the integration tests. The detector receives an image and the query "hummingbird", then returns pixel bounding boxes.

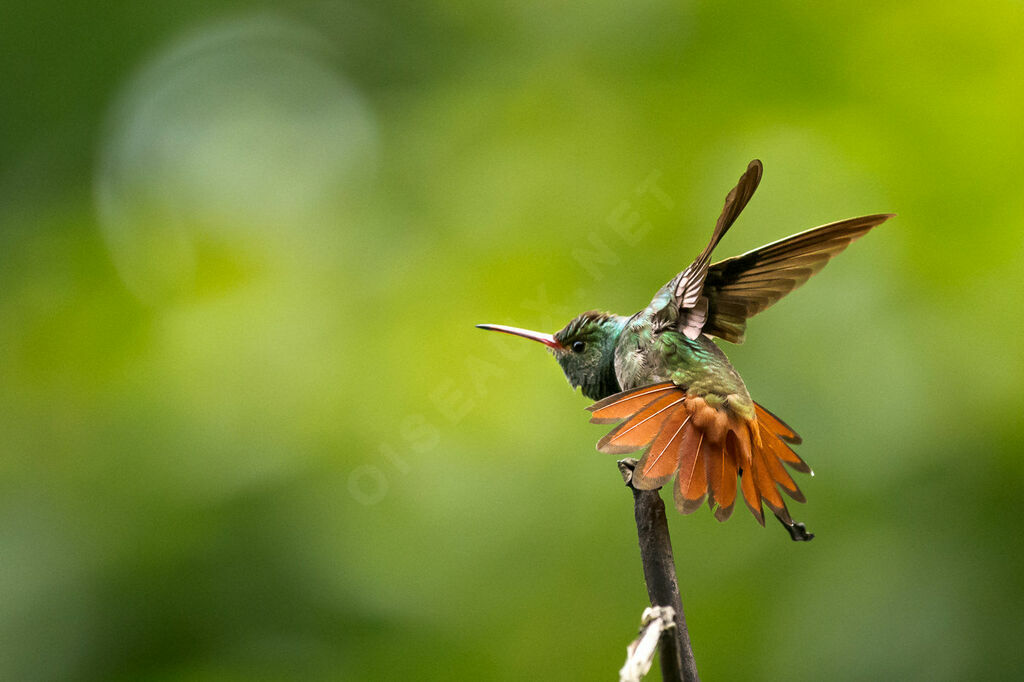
[478,160,892,538]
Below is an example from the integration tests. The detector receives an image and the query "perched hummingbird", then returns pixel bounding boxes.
[478,160,892,537]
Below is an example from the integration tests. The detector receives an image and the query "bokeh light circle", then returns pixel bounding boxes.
[95,14,377,304]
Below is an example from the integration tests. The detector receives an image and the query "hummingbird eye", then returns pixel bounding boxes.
[571,341,586,353]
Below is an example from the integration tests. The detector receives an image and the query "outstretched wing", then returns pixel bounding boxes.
[647,159,761,339]
[701,213,895,343]
[587,382,810,526]
[672,160,763,310]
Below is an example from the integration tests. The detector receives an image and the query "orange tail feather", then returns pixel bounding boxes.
[632,411,690,490]
[711,432,740,521]
[587,383,812,529]
[597,392,684,454]
[675,426,707,514]
[735,412,815,526]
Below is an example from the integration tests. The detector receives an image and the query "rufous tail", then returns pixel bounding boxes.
[587,382,810,527]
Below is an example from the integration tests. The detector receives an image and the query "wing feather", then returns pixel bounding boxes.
[703,213,895,343]
[671,160,764,311]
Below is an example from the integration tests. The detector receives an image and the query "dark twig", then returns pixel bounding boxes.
[777,514,815,542]
[617,459,699,682]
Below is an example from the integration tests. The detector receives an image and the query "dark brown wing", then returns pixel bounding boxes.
[669,160,763,337]
[701,213,895,343]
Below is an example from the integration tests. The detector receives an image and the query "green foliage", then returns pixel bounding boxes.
[1,1,1022,679]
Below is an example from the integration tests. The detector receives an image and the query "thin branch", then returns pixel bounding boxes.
[618,458,699,682]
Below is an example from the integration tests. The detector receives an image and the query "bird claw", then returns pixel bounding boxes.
[617,458,640,487]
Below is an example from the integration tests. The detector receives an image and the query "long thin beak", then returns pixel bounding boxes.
[476,324,562,349]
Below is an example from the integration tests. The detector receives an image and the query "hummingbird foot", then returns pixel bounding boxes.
[616,458,641,488]
[777,515,814,542]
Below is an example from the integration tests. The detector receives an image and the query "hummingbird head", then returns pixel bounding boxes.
[477,311,626,400]
[552,311,626,399]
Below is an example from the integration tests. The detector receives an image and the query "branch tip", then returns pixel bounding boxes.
[778,516,815,542]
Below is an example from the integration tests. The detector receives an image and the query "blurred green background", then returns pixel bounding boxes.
[2,1,1023,680]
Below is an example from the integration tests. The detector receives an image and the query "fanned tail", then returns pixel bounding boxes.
[738,402,811,527]
[588,383,812,529]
